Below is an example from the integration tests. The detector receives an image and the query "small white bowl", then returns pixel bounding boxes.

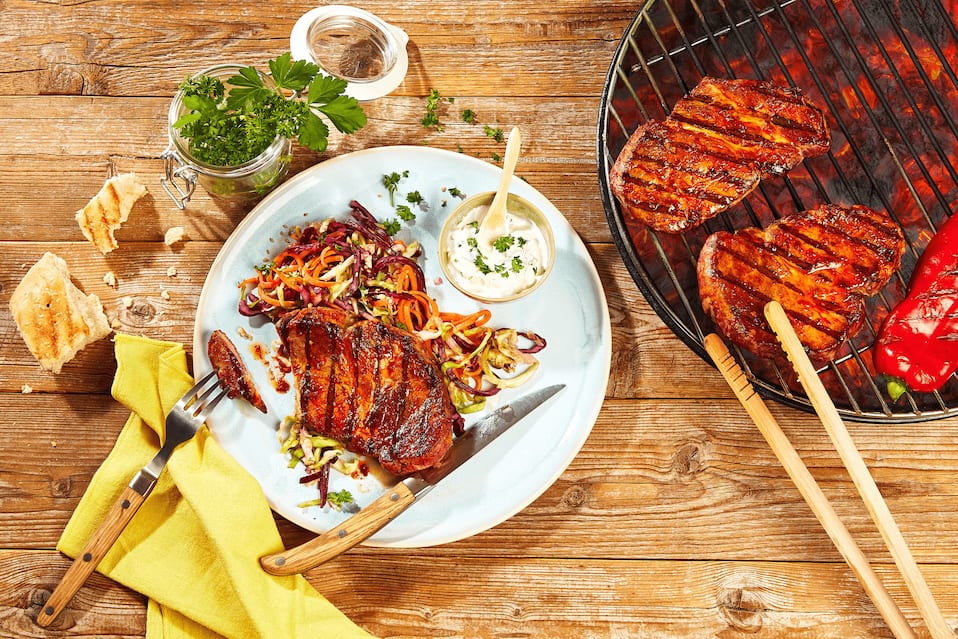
[438,191,555,303]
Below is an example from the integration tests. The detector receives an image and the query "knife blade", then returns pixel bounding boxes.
[260,383,565,575]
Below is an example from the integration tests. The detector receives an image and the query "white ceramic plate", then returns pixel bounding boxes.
[193,146,611,547]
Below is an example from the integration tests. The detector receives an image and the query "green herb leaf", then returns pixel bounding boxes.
[297,111,331,153]
[314,94,367,134]
[269,52,319,92]
[493,235,515,252]
[382,218,401,235]
[171,52,366,167]
[484,125,504,142]
[327,489,353,507]
[474,254,492,274]
[395,204,416,221]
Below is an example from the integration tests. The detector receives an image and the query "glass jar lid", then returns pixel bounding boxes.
[291,5,409,101]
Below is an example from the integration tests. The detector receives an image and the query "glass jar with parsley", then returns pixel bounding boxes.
[161,64,293,208]
[160,54,366,209]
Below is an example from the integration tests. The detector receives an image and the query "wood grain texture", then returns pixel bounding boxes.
[2,0,958,637]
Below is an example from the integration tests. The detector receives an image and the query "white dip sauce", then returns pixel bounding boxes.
[444,203,550,299]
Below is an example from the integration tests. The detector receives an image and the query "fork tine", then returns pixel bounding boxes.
[175,371,219,412]
[192,388,228,423]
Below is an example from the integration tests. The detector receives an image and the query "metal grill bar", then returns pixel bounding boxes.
[598,0,958,422]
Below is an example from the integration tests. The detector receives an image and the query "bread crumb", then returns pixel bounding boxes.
[76,173,148,254]
[103,271,117,287]
[161,289,171,301]
[166,266,178,277]
[121,296,134,308]
[237,326,252,340]
[51,441,58,448]
[21,384,33,394]
[165,226,185,246]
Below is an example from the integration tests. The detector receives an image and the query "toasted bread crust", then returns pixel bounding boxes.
[76,173,148,254]
[9,252,112,373]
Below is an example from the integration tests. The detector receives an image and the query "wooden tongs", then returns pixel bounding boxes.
[704,300,954,639]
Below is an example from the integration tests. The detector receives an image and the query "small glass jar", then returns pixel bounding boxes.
[290,5,409,102]
[160,64,293,209]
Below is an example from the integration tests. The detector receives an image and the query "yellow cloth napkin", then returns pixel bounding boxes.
[58,333,377,639]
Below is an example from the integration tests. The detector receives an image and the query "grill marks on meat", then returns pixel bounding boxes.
[610,77,830,233]
[697,204,905,362]
[278,306,458,476]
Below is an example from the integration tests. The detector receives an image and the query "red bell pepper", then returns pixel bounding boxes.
[875,212,958,398]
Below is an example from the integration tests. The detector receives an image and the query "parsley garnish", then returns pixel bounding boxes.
[484,125,504,142]
[383,170,408,206]
[461,108,477,124]
[395,204,416,221]
[474,254,492,274]
[493,235,515,252]
[326,489,354,510]
[422,88,449,131]
[173,52,366,166]
[449,187,465,199]
[382,218,401,235]
[511,256,524,273]
[406,190,426,208]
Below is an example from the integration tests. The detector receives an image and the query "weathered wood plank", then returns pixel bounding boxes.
[1,1,634,98]
[3,392,958,568]
[0,95,614,243]
[4,549,958,639]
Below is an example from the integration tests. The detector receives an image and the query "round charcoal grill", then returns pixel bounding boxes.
[598,0,958,422]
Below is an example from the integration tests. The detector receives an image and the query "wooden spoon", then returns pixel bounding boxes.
[478,126,521,247]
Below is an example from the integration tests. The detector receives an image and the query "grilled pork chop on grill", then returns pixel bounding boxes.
[697,204,905,362]
[277,306,460,476]
[610,77,831,233]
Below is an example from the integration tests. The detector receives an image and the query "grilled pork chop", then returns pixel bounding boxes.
[277,306,460,476]
[697,204,904,362]
[610,77,831,233]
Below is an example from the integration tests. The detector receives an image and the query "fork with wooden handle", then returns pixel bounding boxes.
[704,333,917,639]
[36,371,226,628]
[763,300,955,639]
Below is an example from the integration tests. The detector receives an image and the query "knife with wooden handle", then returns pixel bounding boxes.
[261,383,565,575]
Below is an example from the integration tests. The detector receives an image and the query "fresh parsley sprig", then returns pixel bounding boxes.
[174,52,367,167]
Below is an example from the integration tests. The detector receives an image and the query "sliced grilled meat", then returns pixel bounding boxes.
[277,306,459,476]
[208,329,267,413]
[610,76,830,234]
[697,204,904,362]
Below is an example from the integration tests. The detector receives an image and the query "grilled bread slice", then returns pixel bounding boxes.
[697,204,904,362]
[610,77,830,234]
[75,173,148,254]
[9,252,112,373]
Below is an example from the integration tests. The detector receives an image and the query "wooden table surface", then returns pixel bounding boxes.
[2,1,958,637]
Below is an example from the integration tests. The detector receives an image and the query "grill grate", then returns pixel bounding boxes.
[597,0,958,422]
